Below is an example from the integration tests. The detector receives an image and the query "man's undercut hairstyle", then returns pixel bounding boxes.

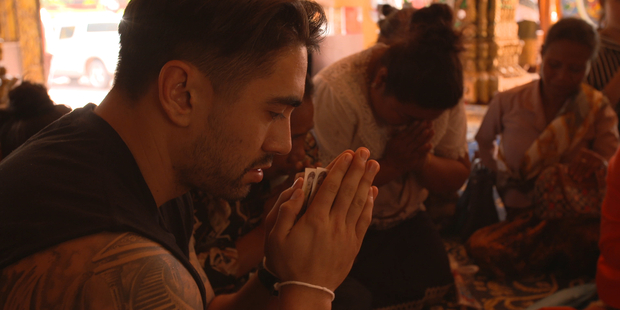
[381,3,463,110]
[542,18,599,61]
[114,0,326,100]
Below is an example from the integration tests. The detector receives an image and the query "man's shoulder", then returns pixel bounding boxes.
[0,232,203,310]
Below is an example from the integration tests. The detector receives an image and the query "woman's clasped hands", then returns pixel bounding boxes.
[382,120,434,173]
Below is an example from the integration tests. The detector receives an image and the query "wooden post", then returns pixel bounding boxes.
[0,0,45,84]
[539,0,551,39]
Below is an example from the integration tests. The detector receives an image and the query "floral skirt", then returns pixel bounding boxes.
[466,211,600,279]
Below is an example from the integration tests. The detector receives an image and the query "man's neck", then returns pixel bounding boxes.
[95,87,187,207]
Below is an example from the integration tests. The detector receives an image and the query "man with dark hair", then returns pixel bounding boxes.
[0,1,379,309]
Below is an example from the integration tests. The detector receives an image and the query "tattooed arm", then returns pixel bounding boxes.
[189,235,216,302]
[0,232,204,310]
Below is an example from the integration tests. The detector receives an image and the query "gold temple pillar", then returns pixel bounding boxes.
[0,0,45,84]
[539,0,551,39]
[450,0,530,104]
[455,0,479,103]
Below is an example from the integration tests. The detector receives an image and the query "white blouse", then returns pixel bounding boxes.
[313,44,468,229]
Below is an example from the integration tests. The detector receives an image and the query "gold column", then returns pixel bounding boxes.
[539,0,551,39]
[0,0,45,84]
[456,0,479,103]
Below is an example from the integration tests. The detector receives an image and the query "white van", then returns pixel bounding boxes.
[48,12,122,88]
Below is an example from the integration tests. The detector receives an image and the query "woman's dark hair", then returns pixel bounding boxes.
[381,3,463,110]
[377,5,416,45]
[542,18,599,61]
[0,82,71,158]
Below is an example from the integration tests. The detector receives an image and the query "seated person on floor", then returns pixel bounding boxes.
[469,17,619,278]
[0,81,71,159]
[377,3,464,225]
[192,74,318,293]
[312,4,470,309]
[525,148,620,310]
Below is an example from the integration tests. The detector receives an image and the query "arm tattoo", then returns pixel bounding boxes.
[0,232,203,309]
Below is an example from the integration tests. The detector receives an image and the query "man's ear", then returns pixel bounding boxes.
[158,60,195,127]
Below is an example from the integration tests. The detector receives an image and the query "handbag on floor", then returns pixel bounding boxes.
[454,158,500,240]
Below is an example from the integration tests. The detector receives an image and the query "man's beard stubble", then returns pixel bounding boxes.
[177,131,274,201]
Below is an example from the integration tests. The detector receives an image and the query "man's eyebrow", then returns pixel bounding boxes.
[268,96,303,108]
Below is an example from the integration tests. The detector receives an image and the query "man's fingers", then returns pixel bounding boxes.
[329,148,370,221]
[325,150,355,170]
[280,178,303,204]
[270,188,305,238]
[345,160,379,227]
[307,151,355,217]
[265,178,303,238]
[355,186,377,241]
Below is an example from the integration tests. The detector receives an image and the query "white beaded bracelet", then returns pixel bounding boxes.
[273,281,336,301]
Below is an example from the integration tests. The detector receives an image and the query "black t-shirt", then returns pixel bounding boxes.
[0,104,207,307]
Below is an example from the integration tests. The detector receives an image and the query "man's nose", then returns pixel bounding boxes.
[263,123,292,156]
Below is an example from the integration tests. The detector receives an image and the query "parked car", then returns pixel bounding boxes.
[48,12,121,88]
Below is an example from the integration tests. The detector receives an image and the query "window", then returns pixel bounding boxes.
[59,26,75,39]
[86,23,118,32]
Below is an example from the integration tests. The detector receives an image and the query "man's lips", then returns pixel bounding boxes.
[250,164,271,172]
[245,166,270,183]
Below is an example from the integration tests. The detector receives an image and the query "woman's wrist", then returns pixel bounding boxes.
[412,152,432,174]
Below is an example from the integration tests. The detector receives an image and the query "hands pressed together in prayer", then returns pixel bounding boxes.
[383,121,434,173]
[262,161,322,218]
[262,148,379,302]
